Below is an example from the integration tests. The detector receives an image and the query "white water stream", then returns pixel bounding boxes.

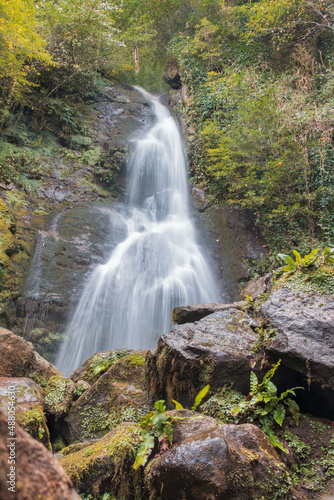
[56,88,219,376]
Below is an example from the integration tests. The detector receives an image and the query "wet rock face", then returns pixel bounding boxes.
[191,193,268,303]
[0,377,51,450]
[14,204,115,334]
[0,409,80,500]
[146,412,296,500]
[0,328,61,382]
[262,288,334,389]
[147,308,260,404]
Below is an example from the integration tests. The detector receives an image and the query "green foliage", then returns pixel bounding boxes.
[134,385,210,469]
[168,0,334,254]
[0,0,53,120]
[200,385,245,423]
[277,249,319,272]
[133,400,173,470]
[232,361,302,452]
[274,247,334,295]
[323,247,334,264]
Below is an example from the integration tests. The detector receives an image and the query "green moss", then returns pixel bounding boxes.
[17,407,51,451]
[60,424,144,498]
[274,264,334,297]
[125,354,145,367]
[82,350,128,385]
[45,376,73,415]
[200,386,245,423]
[52,435,67,453]
[79,402,110,439]
[107,405,150,430]
[277,416,334,495]
[61,442,93,456]
[29,371,49,388]
[5,191,30,210]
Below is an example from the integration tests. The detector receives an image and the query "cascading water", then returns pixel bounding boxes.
[56,88,220,376]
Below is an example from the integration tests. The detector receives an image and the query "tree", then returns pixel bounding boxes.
[0,0,52,122]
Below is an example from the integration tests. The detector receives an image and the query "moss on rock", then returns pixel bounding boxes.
[17,407,51,451]
[71,349,129,385]
[65,351,151,442]
[45,376,75,417]
[60,423,144,498]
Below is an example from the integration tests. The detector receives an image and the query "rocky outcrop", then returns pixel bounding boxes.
[64,351,151,442]
[0,328,62,383]
[146,309,262,404]
[0,409,80,499]
[44,376,76,418]
[172,301,246,325]
[262,288,334,390]
[146,411,299,500]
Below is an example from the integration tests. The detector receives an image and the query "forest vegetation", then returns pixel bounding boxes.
[0,0,333,259]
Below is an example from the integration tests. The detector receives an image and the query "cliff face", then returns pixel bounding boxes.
[0,82,154,361]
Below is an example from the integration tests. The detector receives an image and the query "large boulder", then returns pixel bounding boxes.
[0,409,80,500]
[262,288,334,389]
[0,328,62,384]
[64,351,151,442]
[146,309,261,404]
[146,411,301,500]
[60,423,143,498]
[0,377,51,450]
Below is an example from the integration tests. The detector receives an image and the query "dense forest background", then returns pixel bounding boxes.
[1,0,333,262]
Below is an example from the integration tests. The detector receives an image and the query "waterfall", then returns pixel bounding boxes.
[56,88,220,376]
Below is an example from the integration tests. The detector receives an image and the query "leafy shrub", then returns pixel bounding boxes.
[232,360,302,452]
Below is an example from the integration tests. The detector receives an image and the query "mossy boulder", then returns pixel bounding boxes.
[0,377,51,450]
[146,309,261,405]
[64,351,151,442]
[70,348,130,385]
[146,411,298,500]
[60,423,144,498]
[0,328,62,384]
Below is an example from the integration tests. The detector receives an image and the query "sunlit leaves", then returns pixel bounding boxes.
[0,0,52,98]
